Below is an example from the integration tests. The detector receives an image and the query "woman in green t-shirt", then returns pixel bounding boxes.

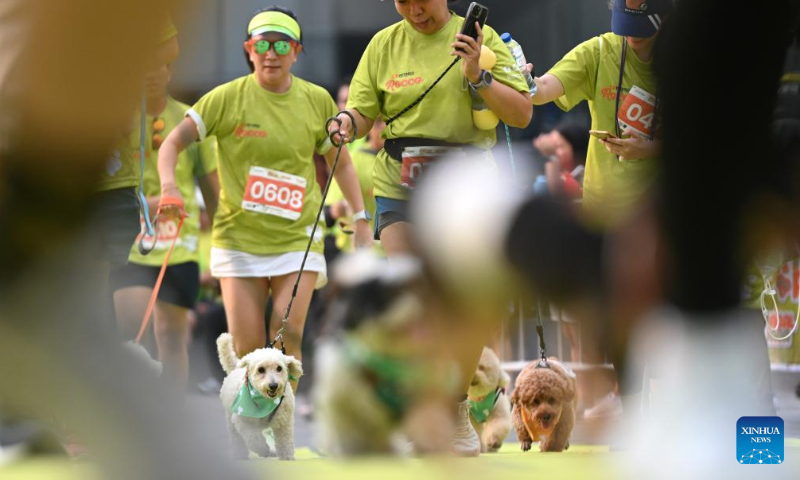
[531,0,670,227]
[327,0,532,457]
[157,7,372,376]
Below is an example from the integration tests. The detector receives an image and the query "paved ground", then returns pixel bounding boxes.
[186,370,800,450]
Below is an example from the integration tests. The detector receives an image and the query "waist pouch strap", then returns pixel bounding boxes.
[384,137,477,161]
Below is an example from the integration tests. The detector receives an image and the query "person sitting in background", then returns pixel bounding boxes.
[532,120,588,199]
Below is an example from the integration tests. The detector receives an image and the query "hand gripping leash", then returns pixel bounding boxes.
[268,114,358,353]
[133,196,186,344]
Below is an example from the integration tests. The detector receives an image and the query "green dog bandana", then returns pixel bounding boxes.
[231,377,283,419]
[469,387,503,424]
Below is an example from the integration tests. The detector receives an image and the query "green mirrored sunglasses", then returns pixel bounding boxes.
[247,38,294,56]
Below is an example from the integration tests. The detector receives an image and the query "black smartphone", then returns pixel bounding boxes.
[458,2,489,48]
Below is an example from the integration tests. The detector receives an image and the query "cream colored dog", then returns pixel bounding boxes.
[467,347,512,452]
[217,333,302,460]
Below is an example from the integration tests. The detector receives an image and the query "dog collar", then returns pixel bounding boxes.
[231,375,283,420]
[469,387,504,424]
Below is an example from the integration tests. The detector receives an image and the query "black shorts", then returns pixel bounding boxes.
[90,187,140,266]
[109,262,200,309]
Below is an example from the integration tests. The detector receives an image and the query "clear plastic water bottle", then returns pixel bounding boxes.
[501,32,537,97]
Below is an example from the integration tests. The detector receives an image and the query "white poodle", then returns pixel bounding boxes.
[467,346,512,452]
[217,333,302,460]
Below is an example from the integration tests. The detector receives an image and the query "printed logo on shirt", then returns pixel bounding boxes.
[235,123,268,139]
[601,85,629,101]
[386,71,424,91]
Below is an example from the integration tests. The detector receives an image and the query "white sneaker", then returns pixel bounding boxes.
[583,392,623,419]
[450,399,480,457]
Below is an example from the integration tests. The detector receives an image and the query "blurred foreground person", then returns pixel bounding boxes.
[329,0,531,456]
[0,2,249,478]
[416,1,796,478]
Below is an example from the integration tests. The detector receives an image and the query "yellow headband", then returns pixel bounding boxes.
[159,18,178,44]
[247,11,301,42]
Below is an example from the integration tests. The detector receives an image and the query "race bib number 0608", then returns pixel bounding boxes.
[242,166,306,221]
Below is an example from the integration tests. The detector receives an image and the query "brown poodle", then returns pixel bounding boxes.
[510,357,577,452]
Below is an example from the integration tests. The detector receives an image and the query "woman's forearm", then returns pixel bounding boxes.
[158,117,199,192]
[479,81,533,128]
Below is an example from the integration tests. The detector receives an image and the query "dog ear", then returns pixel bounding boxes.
[236,357,249,370]
[558,375,574,403]
[285,355,303,380]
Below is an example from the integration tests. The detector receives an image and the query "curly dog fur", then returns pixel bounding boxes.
[510,357,576,452]
[467,347,512,453]
[217,333,303,460]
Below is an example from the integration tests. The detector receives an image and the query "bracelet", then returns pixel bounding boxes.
[337,110,359,143]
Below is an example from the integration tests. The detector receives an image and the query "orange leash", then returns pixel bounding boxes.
[134,196,186,344]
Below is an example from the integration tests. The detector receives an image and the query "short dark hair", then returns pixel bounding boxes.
[243,6,302,73]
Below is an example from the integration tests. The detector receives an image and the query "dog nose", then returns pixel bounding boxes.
[542,414,552,422]
[268,382,279,391]
[470,378,478,386]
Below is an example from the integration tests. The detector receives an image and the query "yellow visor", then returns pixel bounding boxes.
[247,11,301,42]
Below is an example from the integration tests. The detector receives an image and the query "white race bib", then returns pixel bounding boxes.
[242,166,306,221]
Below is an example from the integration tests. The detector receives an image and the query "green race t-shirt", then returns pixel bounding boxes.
[127,97,218,267]
[325,144,378,252]
[188,75,336,256]
[97,126,140,191]
[548,32,659,227]
[347,13,529,200]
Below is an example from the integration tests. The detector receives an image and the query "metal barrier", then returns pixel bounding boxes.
[498,298,613,373]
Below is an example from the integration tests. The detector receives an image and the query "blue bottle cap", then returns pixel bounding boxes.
[501,32,512,43]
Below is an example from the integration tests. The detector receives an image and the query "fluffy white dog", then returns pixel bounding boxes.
[217,333,302,460]
[467,347,512,452]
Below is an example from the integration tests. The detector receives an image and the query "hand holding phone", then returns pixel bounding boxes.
[458,2,489,51]
[589,130,617,140]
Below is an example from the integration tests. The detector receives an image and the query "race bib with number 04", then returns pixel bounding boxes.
[242,166,306,221]
[617,85,657,139]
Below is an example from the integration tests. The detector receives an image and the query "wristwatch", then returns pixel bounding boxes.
[469,70,493,91]
[352,209,372,222]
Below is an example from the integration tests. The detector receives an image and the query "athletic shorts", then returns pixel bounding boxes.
[374,196,409,240]
[110,261,200,309]
[210,248,327,289]
[91,187,140,266]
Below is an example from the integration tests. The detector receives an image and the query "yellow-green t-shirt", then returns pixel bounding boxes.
[325,144,378,252]
[548,32,659,228]
[97,126,139,191]
[742,256,800,365]
[347,13,529,200]
[127,97,218,267]
[96,18,179,193]
[188,75,336,256]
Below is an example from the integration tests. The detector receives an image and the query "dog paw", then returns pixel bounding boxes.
[521,440,532,451]
[486,436,503,452]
